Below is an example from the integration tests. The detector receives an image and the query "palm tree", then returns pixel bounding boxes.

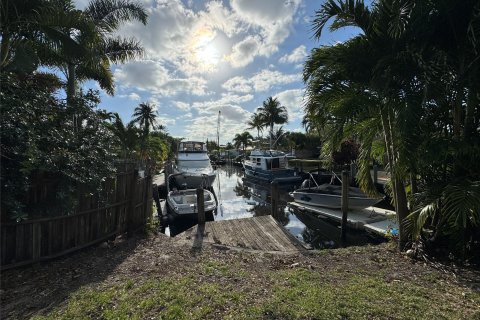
[306,0,480,255]
[0,0,92,74]
[109,113,140,160]
[257,97,288,149]
[132,102,158,136]
[308,0,416,249]
[232,132,253,154]
[54,0,148,105]
[246,112,264,142]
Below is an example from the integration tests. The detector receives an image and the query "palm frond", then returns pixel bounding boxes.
[102,36,143,63]
[85,0,147,33]
[312,0,371,40]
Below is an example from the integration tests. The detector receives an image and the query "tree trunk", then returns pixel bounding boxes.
[464,85,478,140]
[0,31,11,67]
[269,123,273,149]
[66,63,76,106]
[453,56,465,138]
[394,177,409,250]
[380,105,410,250]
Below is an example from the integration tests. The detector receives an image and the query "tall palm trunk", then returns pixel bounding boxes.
[67,62,76,106]
[464,85,478,139]
[269,122,273,149]
[453,55,465,138]
[379,105,409,249]
[0,32,11,67]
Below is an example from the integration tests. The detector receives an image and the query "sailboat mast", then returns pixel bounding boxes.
[217,110,221,154]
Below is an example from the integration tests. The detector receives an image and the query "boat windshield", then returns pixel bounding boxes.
[179,142,206,152]
[177,160,211,168]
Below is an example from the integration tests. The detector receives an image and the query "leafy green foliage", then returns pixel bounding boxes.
[305,0,480,257]
[0,72,117,221]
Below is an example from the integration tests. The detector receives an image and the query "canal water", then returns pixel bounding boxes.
[166,165,385,249]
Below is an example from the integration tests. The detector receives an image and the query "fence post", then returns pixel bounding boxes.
[196,188,205,224]
[341,170,349,245]
[271,181,279,218]
[142,173,152,229]
[350,163,356,185]
[127,169,138,236]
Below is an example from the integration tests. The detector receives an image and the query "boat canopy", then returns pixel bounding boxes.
[250,149,286,157]
[179,141,207,152]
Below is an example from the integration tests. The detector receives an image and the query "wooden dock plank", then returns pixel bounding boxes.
[262,216,300,251]
[176,216,304,252]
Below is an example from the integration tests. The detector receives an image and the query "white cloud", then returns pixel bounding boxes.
[279,45,307,64]
[250,69,300,92]
[222,69,300,94]
[222,76,252,93]
[192,93,254,115]
[157,115,176,127]
[173,101,191,111]
[230,0,302,56]
[274,88,305,121]
[226,35,261,68]
[114,60,209,96]
[128,92,141,101]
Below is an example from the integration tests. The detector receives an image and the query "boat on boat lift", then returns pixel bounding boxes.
[290,173,383,209]
[173,141,216,188]
[166,173,217,216]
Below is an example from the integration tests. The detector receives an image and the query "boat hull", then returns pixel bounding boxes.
[166,189,217,215]
[291,185,382,210]
[172,170,216,189]
[244,165,302,184]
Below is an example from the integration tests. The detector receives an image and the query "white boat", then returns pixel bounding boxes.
[243,149,303,183]
[166,188,217,215]
[173,141,216,188]
[291,183,382,210]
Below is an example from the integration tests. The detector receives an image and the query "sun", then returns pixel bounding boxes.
[196,43,220,66]
[191,29,221,70]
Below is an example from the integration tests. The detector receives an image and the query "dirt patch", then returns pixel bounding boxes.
[1,233,478,319]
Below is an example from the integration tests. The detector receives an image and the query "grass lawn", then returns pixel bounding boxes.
[2,235,479,319]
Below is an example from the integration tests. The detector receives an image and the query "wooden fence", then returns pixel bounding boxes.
[1,169,153,270]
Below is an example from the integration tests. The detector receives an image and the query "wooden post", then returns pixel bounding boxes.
[373,165,378,185]
[127,169,138,236]
[196,188,205,225]
[341,170,349,244]
[271,181,279,218]
[350,163,356,185]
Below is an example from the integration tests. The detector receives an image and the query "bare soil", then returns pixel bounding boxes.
[1,233,479,319]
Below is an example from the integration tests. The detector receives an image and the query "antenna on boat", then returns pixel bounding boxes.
[217,110,221,155]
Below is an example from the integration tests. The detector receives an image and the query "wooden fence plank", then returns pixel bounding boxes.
[1,169,152,270]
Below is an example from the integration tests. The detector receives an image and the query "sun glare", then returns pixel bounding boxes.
[191,29,221,71]
[196,43,219,66]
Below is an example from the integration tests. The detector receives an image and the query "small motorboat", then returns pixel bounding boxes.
[290,173,382,210]
[166,188,217,215]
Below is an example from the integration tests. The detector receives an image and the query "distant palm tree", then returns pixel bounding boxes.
[132,102,158,134]
[257,97,288,148]
[109,113,140,159]
[232,131,253,153]
[246,112,264,141]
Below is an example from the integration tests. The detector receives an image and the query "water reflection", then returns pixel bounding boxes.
[167,165,384,249]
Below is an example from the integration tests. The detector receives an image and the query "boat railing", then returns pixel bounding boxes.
[307,172,320,188]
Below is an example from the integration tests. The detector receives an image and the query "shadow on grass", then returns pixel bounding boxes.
[0,233,146,319]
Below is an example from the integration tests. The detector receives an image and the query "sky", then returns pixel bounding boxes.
[74,0,361,144]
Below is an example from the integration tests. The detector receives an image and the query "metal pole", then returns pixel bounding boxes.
[341,170,349,244]
[271,181,279,218]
